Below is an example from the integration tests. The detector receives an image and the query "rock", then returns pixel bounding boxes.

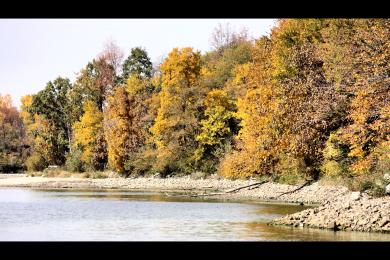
[350,191,361,201]
[379,217,389,227]
[371,214,380,224]
[385,184,390,195]
[343,202,351,209]
[384,173,390,181]
[190,171,207,180]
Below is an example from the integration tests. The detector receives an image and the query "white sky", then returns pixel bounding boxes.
[0,19,276,108]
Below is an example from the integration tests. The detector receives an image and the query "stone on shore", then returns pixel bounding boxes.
[272,193,390,233]
[350,191,361,201]
[385,184,390,195]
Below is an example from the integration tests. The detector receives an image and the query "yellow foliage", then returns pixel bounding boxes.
[72,101,104,167]
[150,47,203,174]
[218,34,281,179]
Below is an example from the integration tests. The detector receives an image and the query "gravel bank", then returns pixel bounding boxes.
[272,191,390,233]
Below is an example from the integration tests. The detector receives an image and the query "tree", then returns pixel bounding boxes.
[29,77,73,165]
[98,39,124,76]
[194,89,237,173]
[218,36,280,179]
[203,27,253,90]
[120,47,153,83]
[0,94,25,172]
[270,19,347,179]
[105,76,152,175]
[150,47,204,175]
[72,100,107,171]
[334,19,390,175]
[73,58,115,112]
[20,95,52,171]
[209,23,249,52]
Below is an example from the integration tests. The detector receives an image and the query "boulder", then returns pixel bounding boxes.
[350,191,361,201]
[153,172,162,179]
[190,171,207,180]
[326,221,337,230]
[384,173,390,181]
[385,184,390,195]
[343,201,351,209]
[379,217,389,227]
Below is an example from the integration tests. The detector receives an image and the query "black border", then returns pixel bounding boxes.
[1,0,389,18]
[1,1,389,258]
[1,242,390,258]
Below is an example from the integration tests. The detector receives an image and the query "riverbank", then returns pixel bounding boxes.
[0,174,347,204]
[272,192,390,233]
[0,174,389,234]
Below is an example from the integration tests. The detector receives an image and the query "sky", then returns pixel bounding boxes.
[0,19,276,108]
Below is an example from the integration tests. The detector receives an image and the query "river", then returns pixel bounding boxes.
[0,188,389,241]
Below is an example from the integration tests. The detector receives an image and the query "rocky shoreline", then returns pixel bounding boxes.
[272,191,390,233]
[0,174,389,234]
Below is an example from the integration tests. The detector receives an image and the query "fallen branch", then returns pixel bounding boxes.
[163,180,270,198]
[274,180,313,198]
[225,180,269,193]
[189,192,225,197]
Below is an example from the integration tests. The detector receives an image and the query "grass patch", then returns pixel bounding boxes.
[26,169,119,179]
[319,172,389,197]
[273,171,305,185]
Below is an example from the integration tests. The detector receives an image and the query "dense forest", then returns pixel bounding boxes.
[1,19,389,192]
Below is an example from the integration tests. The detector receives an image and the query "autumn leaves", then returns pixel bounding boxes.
[2,20,389,184]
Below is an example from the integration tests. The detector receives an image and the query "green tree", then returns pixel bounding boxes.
[72,58,115,112]
[29,77,73,165]
[120,47,153,83]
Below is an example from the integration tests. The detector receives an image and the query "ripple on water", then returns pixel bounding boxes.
[0,188,389,241]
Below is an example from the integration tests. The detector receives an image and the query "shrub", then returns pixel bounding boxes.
[42,167,72,177]
[25,153,47,172]
[0,157,24,173]
[345,173,388,197]
[65,147,85,173]
[320,132,350,177]
[124,150,154,177]
[190,171,208,180]
[219,151,272,180]
[86,171,113,179]
[90,172,106,179]
[218,151,254,179]
[371,140,390,175]
[270,154,307,184]
[321,160,344,177]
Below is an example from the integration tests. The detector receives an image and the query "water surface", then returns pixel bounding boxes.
[0,188,389,241]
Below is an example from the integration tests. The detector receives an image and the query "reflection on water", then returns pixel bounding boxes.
[0,188,389,241]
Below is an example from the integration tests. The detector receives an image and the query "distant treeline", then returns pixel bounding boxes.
[1,19,389,186]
